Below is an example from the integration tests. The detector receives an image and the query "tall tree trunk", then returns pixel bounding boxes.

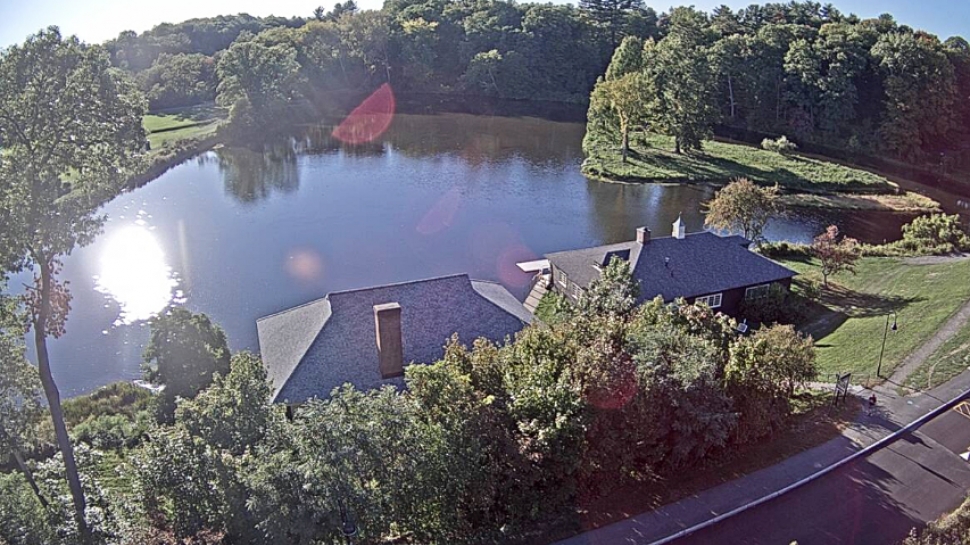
[675,137,682,154]
[33,258,90,541]
[621,123,629,163]
[728,75,736,120]
[0,425,48,508]
[12,448,49,508]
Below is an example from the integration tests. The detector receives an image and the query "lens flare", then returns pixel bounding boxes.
[95,225,180,325]
[417,188,462,235]
[332,83,396,145]
[285,249,326,282]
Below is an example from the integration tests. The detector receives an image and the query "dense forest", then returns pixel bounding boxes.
[102,1,970,170]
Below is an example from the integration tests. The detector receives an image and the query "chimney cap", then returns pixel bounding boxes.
[636,226,651,244]
[374,302,401,313]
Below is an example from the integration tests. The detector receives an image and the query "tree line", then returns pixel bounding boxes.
[99,2,970,171]
[587,4,970,171]
[103,1,642,115]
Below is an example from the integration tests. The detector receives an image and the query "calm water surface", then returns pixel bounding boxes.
[30,114,931,396]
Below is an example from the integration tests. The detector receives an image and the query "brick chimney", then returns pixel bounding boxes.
[374,303,404,378]
[636,227,651,244]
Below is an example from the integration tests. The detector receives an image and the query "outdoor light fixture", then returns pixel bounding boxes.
[876,310,898,378]
[338,501,358,544]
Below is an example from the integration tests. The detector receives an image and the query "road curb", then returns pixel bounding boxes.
[648,388,970,545]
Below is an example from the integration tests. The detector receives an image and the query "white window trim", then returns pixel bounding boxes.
[571,282,583,299]
[555,268,568,289]
[745,284,771,300]
[695,293,723,309]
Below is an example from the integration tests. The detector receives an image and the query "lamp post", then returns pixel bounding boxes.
[339,501,358,545]
[876,310,898,378]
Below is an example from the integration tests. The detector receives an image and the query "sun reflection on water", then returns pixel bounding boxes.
[94,224,182,325]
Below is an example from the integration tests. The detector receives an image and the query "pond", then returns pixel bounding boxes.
[29,113,940,396]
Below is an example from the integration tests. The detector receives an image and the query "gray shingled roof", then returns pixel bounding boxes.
[546,231,795,302]
[256,274,531,403]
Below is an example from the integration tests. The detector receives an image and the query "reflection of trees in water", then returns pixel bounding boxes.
[217,142,301,204]
[585,180,714,244]
[292,113,585,166]
[294,123,387,157]
[382,114,586,166]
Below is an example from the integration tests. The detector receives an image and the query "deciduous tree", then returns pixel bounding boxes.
[703,177,782,243]
[144,307,231,420]
[641,9,719,153]
[811,225,859,286]
[0,28,146,539]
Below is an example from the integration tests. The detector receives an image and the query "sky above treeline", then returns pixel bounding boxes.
[0,0,966,49]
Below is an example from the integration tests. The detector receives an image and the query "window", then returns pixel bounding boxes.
[555,268,568,289]
[571,281,583,299]
[745,284,771,300]
[695,293,722,308]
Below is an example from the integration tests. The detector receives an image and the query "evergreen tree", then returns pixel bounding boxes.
[641,9,719,153]
[580,0,645,48]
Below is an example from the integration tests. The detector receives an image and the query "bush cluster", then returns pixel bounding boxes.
[760,214,970,261]
[738,283,813,325]
[2,264,818,545]
[761,135,798,154]
[107,261,816,545]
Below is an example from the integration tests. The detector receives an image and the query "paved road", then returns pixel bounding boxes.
[674,408,970,545]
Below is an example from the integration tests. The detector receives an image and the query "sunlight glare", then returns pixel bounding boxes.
[95,225,180,325]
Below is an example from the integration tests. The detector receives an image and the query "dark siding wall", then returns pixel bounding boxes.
[688,279,793,318]
[720,287,747,316]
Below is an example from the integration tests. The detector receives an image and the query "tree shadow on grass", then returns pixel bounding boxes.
[819,284,922,318]
[799,284,923,341]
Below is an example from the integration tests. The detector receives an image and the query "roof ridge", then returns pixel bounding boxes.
[469,281,531,327]
[327,273,470,297]
[257,296,329,322]
[469,278,503,286]
[546,230,733,257]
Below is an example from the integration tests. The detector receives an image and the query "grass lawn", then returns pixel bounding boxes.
[583,131,896,193]
[148,122,220,149]
[904,320,970,391]
[779,256,970,381]
[143,103,225,150]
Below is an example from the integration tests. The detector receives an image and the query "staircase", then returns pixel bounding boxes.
[524,273,551,315]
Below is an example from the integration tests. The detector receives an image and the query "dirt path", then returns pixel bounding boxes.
[886,298,970,385]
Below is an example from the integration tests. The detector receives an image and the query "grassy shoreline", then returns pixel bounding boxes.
[129,106,228,190]
[582,132,942,212]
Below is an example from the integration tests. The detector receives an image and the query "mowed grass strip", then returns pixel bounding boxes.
[583,131,895,193]
[905,319,970,391]
[143,114,206,133]
[779,256,970,380]
[147,122,219,149]
[143,104,226,148]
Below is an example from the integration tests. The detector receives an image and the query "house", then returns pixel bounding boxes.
[543,216,797,317]
[256,274,532,404]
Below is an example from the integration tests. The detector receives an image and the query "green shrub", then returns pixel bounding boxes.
[738,284,809,325]
[534,290,574,324]
[61,382,154,427]
[757,241,812,259]
[71,411,152,450]
[901,213,970,253]
[761,135,798,154]
[0,472,57,545]
[856,214,970,258]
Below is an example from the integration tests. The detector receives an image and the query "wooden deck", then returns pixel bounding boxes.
[524,273,551,315]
